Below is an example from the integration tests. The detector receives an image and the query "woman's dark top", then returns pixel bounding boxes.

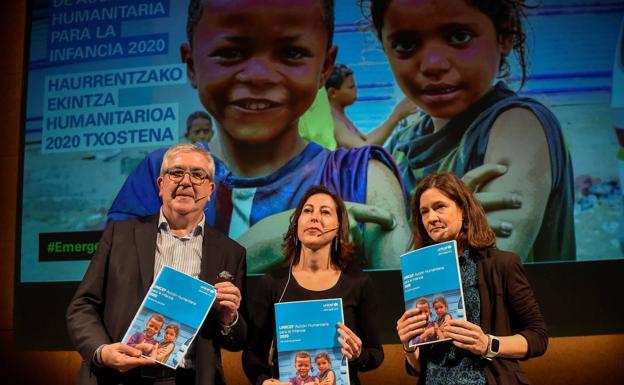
[422,249,486,384]
[242,265,384,385]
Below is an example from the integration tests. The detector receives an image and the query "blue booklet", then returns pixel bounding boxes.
[121,266,217,368]
[400,240,466,348]
[275,298,350,385]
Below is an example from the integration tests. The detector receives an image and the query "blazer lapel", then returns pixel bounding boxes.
[135,214,159,292]
[200,225,223,285]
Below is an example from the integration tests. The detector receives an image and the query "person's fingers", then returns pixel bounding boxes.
[216,300,238,310]
[449,332,487,355]
[215,282,241,309]
[487,218,513,237]
[115,343,142,357]
[337,323,361,344]
[397,308,421,323]
[474,191,522,211]
[398,320,426,334]
[341,346,352,360]
[443,327,475,344]
[215,292,240,304]
[397,312,426,328]
[462,163,507,191]
[398,319,427,337]
[105,349,152,372]
[339,341,358,361]
[444,321,486,354]
[397,318,428,344]
[347,203,396,230]
[215,282,240,295]
[337,325,361,353]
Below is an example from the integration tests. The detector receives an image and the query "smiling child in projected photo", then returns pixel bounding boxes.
[107,0,411,273]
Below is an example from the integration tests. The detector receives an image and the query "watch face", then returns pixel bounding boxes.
[491,337,500,353]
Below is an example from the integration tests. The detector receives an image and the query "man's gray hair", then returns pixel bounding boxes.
[160,143,215,181]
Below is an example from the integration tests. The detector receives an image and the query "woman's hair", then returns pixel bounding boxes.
[325,63,354,90]
[432,296,448,308]
[360,0,533,87]
[283,185,355,270]
[410,172,496,250]
[314,351,332,365]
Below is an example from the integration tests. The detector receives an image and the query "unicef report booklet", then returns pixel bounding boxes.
[275,298,350,385]
[400,240,467,348]
[121,266,217,369]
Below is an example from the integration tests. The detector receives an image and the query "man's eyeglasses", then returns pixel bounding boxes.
[165,168,210,185]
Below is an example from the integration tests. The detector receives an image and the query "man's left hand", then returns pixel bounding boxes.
[214,281,240,325]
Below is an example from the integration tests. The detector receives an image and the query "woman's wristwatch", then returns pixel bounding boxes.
[482,334,500,360]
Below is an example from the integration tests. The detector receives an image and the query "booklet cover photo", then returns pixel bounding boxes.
[400,240,466,348]
[121,266,217,368]
[275,298,350,385]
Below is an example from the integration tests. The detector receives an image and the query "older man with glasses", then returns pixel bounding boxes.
[67,144,247,385]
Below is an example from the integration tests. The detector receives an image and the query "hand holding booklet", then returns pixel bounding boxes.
[275,298,350,385]
[400,240,466,348]
[121,266,217,368]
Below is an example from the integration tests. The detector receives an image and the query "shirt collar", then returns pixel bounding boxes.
[158,208,205,237]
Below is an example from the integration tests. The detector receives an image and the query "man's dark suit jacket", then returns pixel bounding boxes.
[66,214,247,385]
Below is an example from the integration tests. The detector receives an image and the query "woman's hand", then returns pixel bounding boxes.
[443,319,488,356]
[396,308,429,348]
[337,322,362,361]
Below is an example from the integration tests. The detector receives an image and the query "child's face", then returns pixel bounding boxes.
[182,0,336,145]
[417,302,430,319]
[295,356,311,378]
[164,327,178,342]
[333,75,357,106]
[187,117,214,143]
[145,318,163,338]
[316,357,330,372]
[380,0,512,119]
[433,301,447,317]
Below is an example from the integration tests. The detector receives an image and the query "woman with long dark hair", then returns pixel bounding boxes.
[242,185,384,385]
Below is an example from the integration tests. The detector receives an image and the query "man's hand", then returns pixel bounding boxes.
[214,281,241,325]
[100,343,154,372]
[134,342,155,353]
